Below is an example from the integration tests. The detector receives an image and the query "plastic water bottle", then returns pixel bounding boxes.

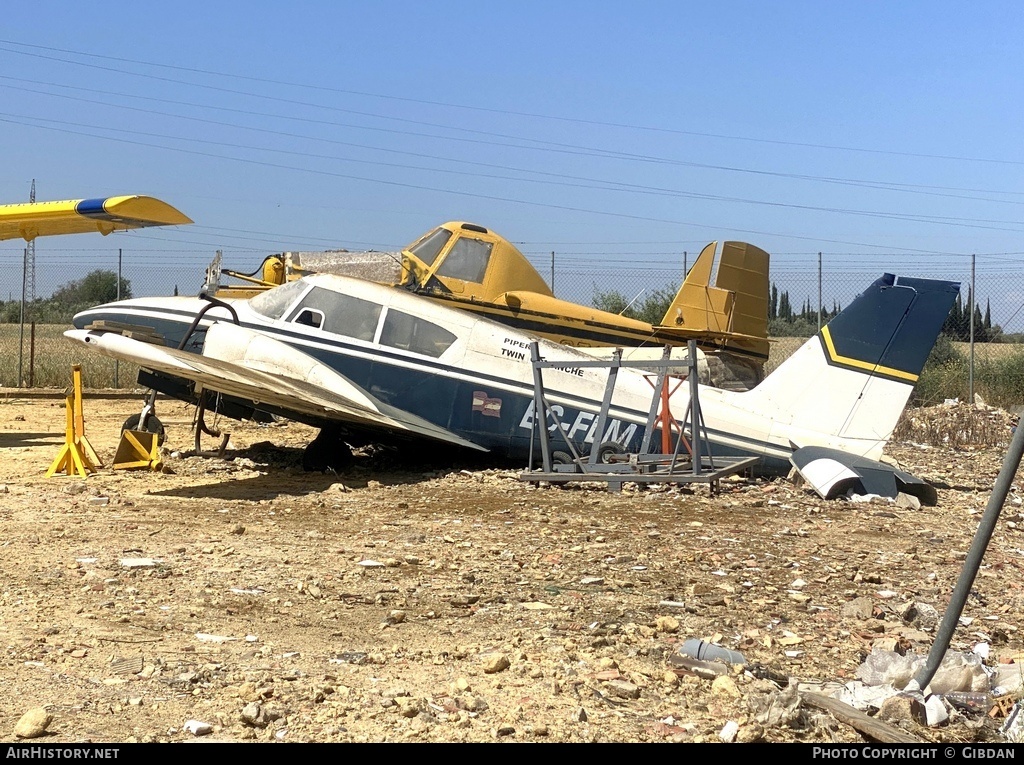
[680,638,746,666]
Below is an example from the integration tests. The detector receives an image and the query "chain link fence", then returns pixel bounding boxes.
[2,249,1022,409]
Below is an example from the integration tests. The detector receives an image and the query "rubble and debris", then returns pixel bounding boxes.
[856,648,989,694]
[0,397,1020,743]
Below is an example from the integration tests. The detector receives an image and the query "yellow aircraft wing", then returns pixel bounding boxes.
[0,195,192,242]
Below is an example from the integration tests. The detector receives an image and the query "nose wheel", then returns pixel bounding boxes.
[121,411,165,446]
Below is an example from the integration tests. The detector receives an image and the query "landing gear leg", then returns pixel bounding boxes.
[303,427,354,473]
[122,390,166,446]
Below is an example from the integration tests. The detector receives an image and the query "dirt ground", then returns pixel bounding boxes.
[0,390,1022,744]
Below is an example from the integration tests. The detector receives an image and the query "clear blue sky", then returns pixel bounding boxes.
[1,1,1022,316]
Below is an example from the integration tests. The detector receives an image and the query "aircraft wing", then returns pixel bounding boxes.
[64,324,487,452]
[0,195,192,241]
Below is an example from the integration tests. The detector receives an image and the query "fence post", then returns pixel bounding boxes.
[29,321,35,388]
[115,248,122,388]
[18,246,27,388]
[550,251,555,294]
[817,252,822,332]
[969,253,975,404]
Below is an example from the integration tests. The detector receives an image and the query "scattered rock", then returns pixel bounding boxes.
[655,615,680,634]
[711,675,741,699]
[605,679,640,699]
[878,694,918,726]
[719,720,739,742]
[902,601,939,630]
[183,719,213,736]
[481,653,510,674]
[14,708,52,739]
[841,596,875,620]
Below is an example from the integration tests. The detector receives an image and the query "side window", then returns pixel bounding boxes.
[294,308,324,329]
[380,309,457,358]
[436,237,492,283]
[286,286,382,341]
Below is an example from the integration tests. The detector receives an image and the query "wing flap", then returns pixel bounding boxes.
[64,327,486,451]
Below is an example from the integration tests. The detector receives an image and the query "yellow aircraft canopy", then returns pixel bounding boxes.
[398,221,552,299]
[0,195,193,242]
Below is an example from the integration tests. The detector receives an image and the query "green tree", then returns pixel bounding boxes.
[778,290,792,321]
[591,284,679,325]
[591,287,633,317]
[52,269,132,306]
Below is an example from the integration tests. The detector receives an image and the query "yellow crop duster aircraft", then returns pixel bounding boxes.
[0,195,192,242]
[396,222,770,389]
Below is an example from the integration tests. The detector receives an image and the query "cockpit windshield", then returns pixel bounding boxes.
[436,237,492,283]
[249,279,310,319]
[408,227,452,267]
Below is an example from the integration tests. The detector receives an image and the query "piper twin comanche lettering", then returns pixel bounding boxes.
[65,269,959,477]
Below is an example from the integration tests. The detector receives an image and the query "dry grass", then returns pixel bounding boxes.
[892,401,1016,448]
[0,324,140,389]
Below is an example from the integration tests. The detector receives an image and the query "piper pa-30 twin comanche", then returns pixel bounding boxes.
[66,270,958,483]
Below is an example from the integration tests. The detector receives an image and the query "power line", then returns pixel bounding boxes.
[2,39,1022,167]
[5,77,1024,206]
[0,114,1011,253]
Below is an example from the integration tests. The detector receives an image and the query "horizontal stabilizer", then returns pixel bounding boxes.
[790,445,937,505]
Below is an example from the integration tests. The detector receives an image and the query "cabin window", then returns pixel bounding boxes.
[249,279,310,319]
[294,308,324,329]
[380,309,456,358]
[436,237,492,283]
[286,286,382,341]
[408,227,453,267]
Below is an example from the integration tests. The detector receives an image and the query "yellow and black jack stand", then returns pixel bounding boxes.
[112,428,163,472]
[112,389,164,472]
[46,364,102,478]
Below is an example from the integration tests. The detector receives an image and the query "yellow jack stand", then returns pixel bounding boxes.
[112,429,163,472]
[46,365,102,478]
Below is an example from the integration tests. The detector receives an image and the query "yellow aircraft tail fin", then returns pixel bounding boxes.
[712,241,770,341]
[658,240,770,354]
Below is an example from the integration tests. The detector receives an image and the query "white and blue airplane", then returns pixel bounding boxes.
[65,271,959,475]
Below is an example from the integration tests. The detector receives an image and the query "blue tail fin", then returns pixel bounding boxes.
[820,274,961,383]
[738,274,960,460]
